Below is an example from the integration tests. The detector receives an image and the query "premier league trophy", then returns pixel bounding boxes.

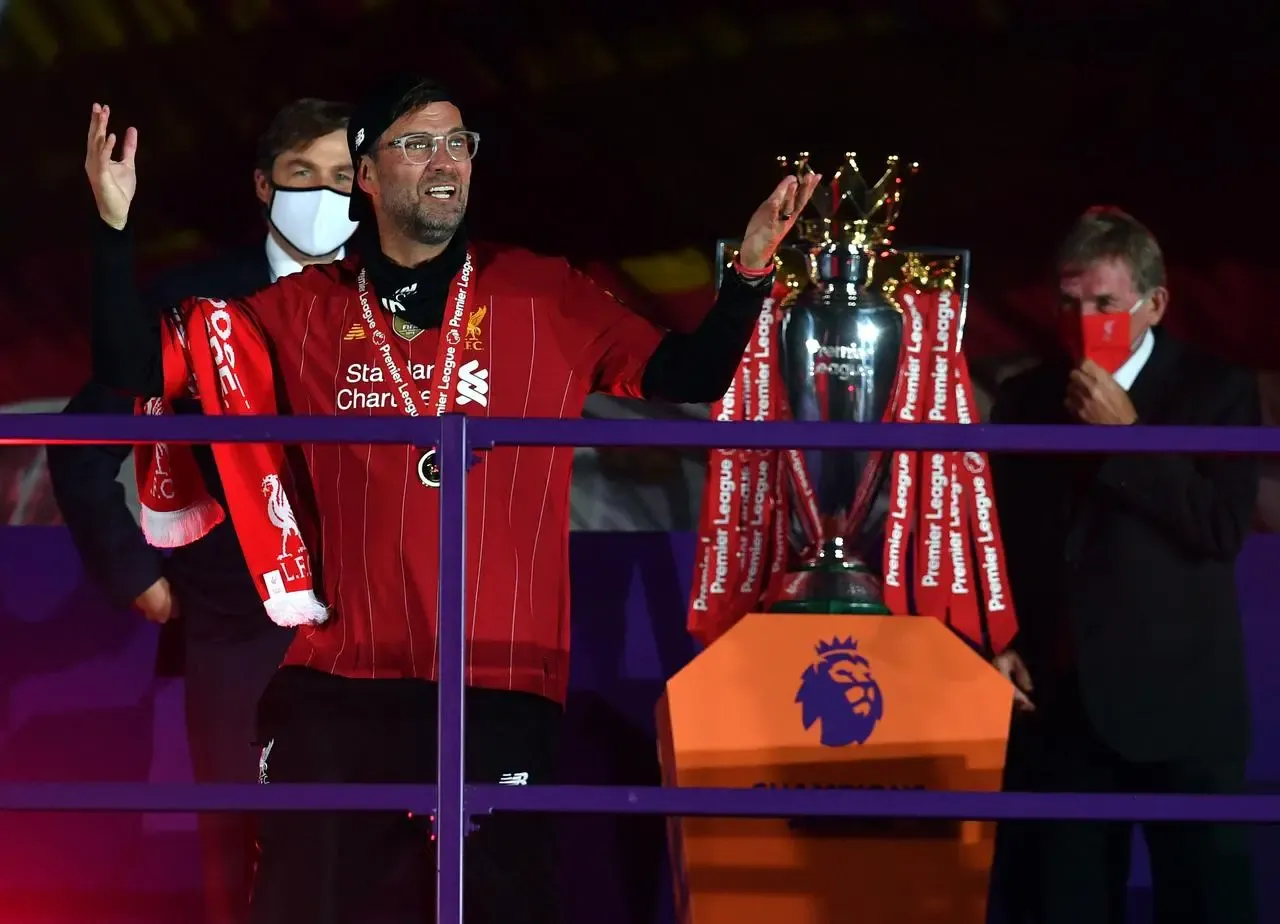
[762,152,915,615]
[665,157,1011,924]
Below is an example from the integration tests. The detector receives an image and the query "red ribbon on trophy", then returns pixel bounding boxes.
[881,280,1017,653]
[686,266,1017,656]
[688,277,791,646]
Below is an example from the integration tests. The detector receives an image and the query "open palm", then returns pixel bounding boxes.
[84,103,138,230]
[738,171,821,270]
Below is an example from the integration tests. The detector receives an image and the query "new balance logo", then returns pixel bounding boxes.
[343,324,365,341]
[456,359,489,407]
[498,771,529,786]
[382,282,418,315]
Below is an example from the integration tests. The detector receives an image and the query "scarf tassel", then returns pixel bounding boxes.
[263,590,331,628]
[140,498,225,549]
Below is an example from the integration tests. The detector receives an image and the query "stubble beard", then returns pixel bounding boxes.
[386,184,467,247]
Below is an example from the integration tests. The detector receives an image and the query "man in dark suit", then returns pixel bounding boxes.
[988,207,1260,924]
[48,97,356,924]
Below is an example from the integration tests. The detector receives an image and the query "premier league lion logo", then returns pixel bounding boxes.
[796,637,884,748]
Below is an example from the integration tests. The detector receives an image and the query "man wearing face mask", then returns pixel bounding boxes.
[986,207,1260,924]
[48,97,356,924]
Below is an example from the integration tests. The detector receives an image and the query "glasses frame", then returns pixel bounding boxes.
[383,131,481,166]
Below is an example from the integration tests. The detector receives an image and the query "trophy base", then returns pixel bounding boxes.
[767,558,891,616]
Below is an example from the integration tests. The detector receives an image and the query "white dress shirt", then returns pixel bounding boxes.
[265,233,343,284]
[1112,328,1155,392]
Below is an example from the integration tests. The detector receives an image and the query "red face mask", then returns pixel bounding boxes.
[1062,298,1144,373]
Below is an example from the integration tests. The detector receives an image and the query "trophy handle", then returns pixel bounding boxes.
[715,239,971,322]
[901,246,973,351]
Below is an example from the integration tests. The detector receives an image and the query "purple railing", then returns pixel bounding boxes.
[3,412,1279,924]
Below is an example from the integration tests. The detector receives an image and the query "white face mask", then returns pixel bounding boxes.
[268,187,359,258]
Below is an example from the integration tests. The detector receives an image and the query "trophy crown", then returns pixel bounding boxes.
[778,152,918,248]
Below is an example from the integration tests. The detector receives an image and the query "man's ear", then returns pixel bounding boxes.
[253,169,271,207]
[357,156,376,199]
[1147,286,1170,326]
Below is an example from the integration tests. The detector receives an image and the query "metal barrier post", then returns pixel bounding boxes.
[436,413,469,924]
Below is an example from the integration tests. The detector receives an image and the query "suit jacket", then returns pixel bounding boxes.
[990,328,1260,764]
[48,241,275,675]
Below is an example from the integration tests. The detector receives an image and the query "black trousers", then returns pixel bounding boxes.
[249,666,562,924]
[183,613,296,924]
[992,681,1256,924]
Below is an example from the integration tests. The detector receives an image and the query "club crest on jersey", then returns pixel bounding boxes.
[465,302,487,351]
[392,315,424,342]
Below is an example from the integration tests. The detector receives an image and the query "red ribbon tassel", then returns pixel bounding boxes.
[687,279,790,646]
[915,289,953,621]
[879,282,1019,654]
[882,288,928,614]
[955,355,1018,653]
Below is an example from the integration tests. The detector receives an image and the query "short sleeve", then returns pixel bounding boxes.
[556,264,665,398]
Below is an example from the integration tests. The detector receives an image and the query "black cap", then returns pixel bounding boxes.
[347,74,457,223]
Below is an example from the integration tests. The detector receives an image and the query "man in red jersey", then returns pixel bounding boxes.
[85,75,817,924]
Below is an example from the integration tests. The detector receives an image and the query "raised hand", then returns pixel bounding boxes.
[85,103,138,230]
[738,171,822,270]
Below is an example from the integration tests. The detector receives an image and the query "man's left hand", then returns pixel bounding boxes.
[1065,359,1138,425]
[738,172,822,270]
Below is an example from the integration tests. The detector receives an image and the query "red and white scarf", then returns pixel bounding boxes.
[134,299,327,627]
[686,274,1018,655]
[133,252,482,630]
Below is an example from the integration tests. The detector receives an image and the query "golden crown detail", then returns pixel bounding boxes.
[779,152,918,248]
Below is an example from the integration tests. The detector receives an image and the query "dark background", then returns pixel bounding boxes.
[1,0,1275,364]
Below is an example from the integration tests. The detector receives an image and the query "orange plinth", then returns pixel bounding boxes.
[656,614,1015,924]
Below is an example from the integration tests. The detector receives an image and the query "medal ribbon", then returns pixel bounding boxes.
[353,249,477,421]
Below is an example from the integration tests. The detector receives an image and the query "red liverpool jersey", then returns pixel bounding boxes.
[237,244,663,703]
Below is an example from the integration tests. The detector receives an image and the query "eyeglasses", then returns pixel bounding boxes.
[383,131,480,166]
